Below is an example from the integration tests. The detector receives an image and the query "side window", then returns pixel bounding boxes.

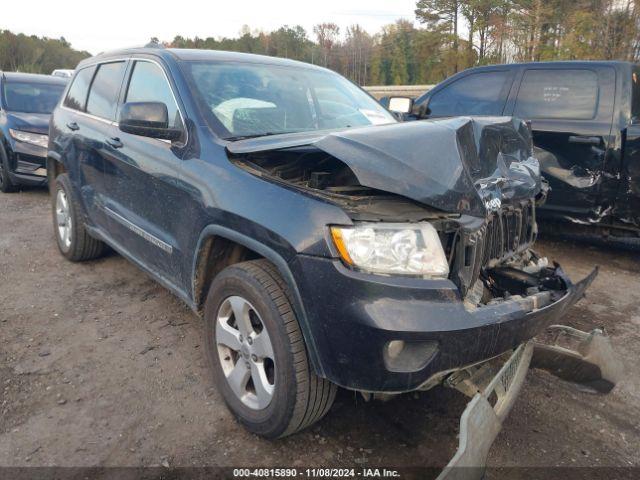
[428,71,512,117]
[63,67,95,111]
[125,61,183,130]
[86,61,127,121]
[514,69,598,120]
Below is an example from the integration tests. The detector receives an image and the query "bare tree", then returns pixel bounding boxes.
[313,23,340,67]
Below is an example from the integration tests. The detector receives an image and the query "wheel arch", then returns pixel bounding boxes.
[46,151,66,193]
[192,224,325,377]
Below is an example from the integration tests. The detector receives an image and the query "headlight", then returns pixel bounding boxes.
[9,129,49,148]
[330,222,449,277]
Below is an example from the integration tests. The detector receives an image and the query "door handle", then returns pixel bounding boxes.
[66,122,79,131]
[568,135,600,145]
[106,137,123,149]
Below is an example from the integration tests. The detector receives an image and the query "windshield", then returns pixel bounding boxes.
[184,61,396,139]
[3,81,66,114]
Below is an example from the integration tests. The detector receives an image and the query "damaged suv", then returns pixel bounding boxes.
[391,61,640,246]
[48,48,595,439]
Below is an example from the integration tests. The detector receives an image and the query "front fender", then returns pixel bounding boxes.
[191,224,326,377]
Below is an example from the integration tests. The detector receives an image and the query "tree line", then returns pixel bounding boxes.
[2,1,640,85]
[169,0,640,85]
[0,30,90,74]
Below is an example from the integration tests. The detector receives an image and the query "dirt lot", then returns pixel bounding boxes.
[1,188,639,477]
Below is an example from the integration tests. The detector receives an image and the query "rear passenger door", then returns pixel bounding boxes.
[420,70,515,118]
[60,61,127,229]
[100,58,188,286]
[507,67,616,214]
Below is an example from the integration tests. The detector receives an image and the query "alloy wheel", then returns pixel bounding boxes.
[56,188,72,251]
[216,296,276,410]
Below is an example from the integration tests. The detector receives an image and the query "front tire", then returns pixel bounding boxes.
[52,173,106,261]
[204,259,337,438]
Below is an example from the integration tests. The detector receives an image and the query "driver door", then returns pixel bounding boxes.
[100,58,190,286]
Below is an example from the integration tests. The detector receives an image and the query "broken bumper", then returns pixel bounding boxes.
[439,342,533,480]
[438,325,622,480]
[291,254,597,392]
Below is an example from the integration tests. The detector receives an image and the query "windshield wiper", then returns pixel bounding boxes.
[225,131,308,141]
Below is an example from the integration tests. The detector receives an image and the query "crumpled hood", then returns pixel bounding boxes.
[6,112,51,135]
[227,116,542,217]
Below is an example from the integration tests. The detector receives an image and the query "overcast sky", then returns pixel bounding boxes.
[3,0,419,55]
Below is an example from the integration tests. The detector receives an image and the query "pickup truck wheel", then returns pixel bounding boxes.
[204,259,337,438]
[0,147,16,193]
[53,173,106,262]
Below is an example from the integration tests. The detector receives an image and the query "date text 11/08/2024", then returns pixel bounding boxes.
[232,468,401,478]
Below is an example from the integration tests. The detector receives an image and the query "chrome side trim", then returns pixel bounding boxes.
[104,206,173,254]
[60,105,116,127]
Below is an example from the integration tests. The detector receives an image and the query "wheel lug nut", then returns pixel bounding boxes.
[239,334,243,342]
[247,337,253,345]
[251,354,258,362]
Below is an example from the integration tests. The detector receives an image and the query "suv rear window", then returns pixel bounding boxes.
[514,69,598,120]
[427,71,512,117]
[63,67,95,111]
[86,61,127,121]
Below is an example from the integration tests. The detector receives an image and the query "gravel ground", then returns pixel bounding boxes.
[1,188,639,478]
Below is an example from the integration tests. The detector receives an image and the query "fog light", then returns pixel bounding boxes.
[383,340,439,372]
[386,340,405,359]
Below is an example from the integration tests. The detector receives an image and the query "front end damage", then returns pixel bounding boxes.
[227,116,577,319]
[227,117,617,477]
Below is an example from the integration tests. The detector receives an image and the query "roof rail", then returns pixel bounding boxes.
[144,41,166,49]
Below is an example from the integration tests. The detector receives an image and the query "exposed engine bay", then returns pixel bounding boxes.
[227,116,564,309]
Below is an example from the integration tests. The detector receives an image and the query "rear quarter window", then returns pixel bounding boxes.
[63,66,95,111]
[514,69,599,120]
[86,61,127,121]
[427,71,512,117]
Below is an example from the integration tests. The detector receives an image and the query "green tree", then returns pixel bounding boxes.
[416,0,461,71]
[0,30,90,73]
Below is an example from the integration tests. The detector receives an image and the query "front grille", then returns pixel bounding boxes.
[450,200,537,297]
[480,201,536,268]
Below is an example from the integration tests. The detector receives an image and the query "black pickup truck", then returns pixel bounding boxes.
[388,61,640,244]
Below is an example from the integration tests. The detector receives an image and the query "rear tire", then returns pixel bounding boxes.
[204,259,336,438]
[0,147,17,193]
[53,173,106,261]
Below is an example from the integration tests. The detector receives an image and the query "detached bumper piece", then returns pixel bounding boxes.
[532,325,623,393]
[439,342,534,480]
[437,323,621,480]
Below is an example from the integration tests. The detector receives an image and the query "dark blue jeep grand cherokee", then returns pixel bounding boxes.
[48,47,595,438]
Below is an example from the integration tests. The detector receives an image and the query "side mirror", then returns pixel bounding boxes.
[387,96,414,115]
[119,102,182,141]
